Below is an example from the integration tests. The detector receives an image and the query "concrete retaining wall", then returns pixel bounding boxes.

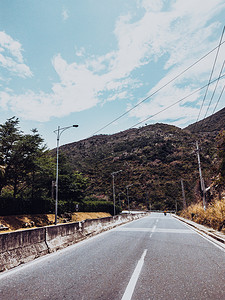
[0,213,147,272]
[0,227,49,272]
[46,222,84,252]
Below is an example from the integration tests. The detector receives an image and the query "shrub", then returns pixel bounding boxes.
[81,200,121,215]
[181,198,225,232]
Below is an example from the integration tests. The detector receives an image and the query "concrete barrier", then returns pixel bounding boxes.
[46,222,84,252]
[0,227,48,272]
[0,213,148,272]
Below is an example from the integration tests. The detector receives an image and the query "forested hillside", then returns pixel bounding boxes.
[61,108,225,211]
[1,108,224,216]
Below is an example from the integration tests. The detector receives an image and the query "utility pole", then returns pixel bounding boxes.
[111,170,122,216]
[118,193,121,210]
[196,141,206,210]
[126,184,133,213]
[146,191,151,211]
[146,192,148,211]
[175,199,178,214]
[180,178,186,209]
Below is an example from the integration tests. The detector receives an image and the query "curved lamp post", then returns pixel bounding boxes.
[54,125,78,225]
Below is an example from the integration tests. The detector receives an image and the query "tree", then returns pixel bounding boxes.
[23,150,55,213]
[0,117,89,215]
[0,117,54,214]
[0,117,22,194]
[57,153,89,213]
[0,118,47,199]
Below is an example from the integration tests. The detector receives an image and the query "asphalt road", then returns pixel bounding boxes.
[0,213,224,300]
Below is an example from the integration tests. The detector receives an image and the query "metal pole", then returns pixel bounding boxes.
[54,124,78,225]
[181,178,186,209]
[126,184,133,214]
[51,181,55,199]
[55,126,60,225]
[196,141,206,210]
[112,174,116,216]
[111,170,122,216]
[126,186,130,214]
[118,193,121,209]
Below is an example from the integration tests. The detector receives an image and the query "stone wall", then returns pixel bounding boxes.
[0,213,147,272]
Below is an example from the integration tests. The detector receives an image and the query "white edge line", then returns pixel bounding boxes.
[175,218,225,252]
[121,249,147,300]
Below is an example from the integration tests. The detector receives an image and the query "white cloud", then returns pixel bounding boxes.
[122,0,225,124]
[62,8,69,21]
[1,0,225,124]
[106,91,128,103]
[0,31,32,78]
[128,83,202,124]
[141,0,163,12]
[75,47,85,57]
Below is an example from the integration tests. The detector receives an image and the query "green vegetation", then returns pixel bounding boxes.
[1,108,224,219]
[180,127,225,232]
[81,200,120,215]
[60,108,225,215]
[61,123,217,211]
[0,117,115,215]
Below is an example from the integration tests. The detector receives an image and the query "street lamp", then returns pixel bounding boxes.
[54,125,78,225]
[111,170,122,216]
[126,184,133,214]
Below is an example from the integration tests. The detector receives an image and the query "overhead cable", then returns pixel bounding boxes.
[203,59,225,119]
[92,41,225,136]
[130,73,225,128]
[212,82,225,115]
[196,25,225,123]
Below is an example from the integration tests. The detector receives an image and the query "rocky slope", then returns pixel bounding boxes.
[59,108,225,211]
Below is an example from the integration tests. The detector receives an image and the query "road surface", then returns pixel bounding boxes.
[0,213,224,299]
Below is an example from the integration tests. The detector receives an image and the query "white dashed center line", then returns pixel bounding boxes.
[121,249,147,300]
[150,224,156,238]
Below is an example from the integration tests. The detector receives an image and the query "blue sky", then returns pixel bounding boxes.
[0,0,225,149]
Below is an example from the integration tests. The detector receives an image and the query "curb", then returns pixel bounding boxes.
[172,214,225,245]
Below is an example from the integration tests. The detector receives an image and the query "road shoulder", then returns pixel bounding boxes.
[173,214,225,245]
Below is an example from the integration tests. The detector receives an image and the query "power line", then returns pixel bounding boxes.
[130,73,225,128]
[203,59,225,119]
[196,26,225,123]
[92,41,225,136]
[212,82,225,115]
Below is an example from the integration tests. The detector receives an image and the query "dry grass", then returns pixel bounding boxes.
[70,212,111,222]
[181,197,225,233]
[0,212,111,232]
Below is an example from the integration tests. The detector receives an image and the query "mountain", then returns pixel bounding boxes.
[59,108,225,211]
[185,107,225,133]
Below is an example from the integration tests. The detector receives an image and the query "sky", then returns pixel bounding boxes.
[0,0,225,149]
